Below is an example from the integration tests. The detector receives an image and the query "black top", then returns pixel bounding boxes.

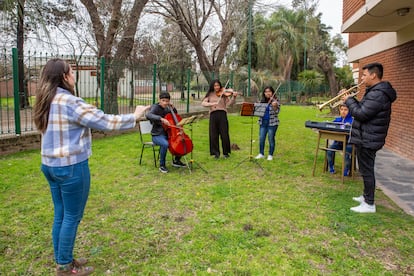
[345,81,397,150]
[145,103,177,136]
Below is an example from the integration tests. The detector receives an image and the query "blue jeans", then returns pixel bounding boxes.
[326,141,352,170]
[152,134,169,166]
[41,159,90,265]
[259,120,278,156]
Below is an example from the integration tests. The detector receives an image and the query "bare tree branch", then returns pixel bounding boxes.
[149,0,247,82]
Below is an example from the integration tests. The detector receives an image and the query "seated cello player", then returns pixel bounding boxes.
[146,92,186,173]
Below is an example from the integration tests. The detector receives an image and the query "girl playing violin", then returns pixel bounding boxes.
[146,92,186,173]
[255,86,280,161]
[201,79,238,159]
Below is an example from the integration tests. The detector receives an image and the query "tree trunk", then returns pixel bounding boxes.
[104,63,120,114]
[317,53,338,98]
[150,0,245,86]
[80,0,148,114]
[17,0,29,109]
[194,43,215,84]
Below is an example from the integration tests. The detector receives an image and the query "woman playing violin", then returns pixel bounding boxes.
[254,86,280,161]
[201,79,238,159]
[146,92,186,173]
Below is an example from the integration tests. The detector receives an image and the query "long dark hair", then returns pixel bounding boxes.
[204,79,222,98]
[33,58,74,133]
[260,86,275,103]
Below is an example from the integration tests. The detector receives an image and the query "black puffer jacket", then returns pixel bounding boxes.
[345,81,397,150]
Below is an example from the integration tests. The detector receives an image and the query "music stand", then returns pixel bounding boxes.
[234,102,263,170]
[182,114,208,173]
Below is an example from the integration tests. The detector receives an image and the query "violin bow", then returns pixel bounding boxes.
[216,79,231,104]
[268,82,283,105]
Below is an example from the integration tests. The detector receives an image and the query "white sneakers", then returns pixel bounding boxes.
[350,200,376,213]
[255,154,273,161]
[255,154,264,159]
[352,195,365,203]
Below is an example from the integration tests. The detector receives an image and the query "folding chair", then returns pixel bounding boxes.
[138,120,159,167]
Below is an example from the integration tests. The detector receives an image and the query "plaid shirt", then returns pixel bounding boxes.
[258,101,280,126]
[41,87,136,167]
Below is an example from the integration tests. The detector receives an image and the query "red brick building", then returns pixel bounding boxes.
[342,0,414,161]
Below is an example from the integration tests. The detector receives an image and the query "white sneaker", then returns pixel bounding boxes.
[255,154,265,159]
[352,195,365,203]
[267,155,273,161]
[350,202,376,213]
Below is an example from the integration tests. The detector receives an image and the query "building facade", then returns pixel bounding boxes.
[342,0,414,161]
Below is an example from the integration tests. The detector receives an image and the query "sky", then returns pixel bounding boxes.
[313,0,345,37]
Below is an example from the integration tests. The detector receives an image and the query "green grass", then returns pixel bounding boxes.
[1,106,413,275]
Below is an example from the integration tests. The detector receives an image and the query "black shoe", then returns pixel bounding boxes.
[159,166,168,173]
[223,154,230,158]
[214,155,220,159]
[172,160,186,168]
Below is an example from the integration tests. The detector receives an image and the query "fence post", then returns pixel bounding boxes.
[12,48,21,135]
[152,64,157,104]
[100,57,105,111]
[186,69,191,113]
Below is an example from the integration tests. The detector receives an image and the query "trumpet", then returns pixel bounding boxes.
[317,82,363,111]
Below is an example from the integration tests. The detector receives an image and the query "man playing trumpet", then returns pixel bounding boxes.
[342,62,397,213]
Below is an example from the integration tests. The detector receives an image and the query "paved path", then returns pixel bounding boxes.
[375,148,414,216]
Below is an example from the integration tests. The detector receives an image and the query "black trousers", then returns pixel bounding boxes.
[209,110,231,157]
[356,146,377,205]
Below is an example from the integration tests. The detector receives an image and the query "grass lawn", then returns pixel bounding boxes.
[1,105,413,275]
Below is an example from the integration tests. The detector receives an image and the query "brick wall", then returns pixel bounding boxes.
[0,133,42,155]
[343,0,379,48]
[343,0,365,22]
[355,41,414,160]
[0,80,38,97]
[349,32,378,48]
[0,130,136,156]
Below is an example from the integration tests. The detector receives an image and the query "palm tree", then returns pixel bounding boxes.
[298,69,323,103]
[269,7,307,82]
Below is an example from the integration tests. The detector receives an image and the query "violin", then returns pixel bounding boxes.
[163,105,193,157]
[268,95,279,106]
[268,82,282,107]
[216,88,236,97]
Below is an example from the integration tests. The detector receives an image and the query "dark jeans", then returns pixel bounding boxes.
[356,146,377,205]
[41,159,90,265]
[209,110,231,157]
[326,141,352,170]
[259,119,278,156]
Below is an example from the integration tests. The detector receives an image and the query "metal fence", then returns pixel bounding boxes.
[0,48,328,136]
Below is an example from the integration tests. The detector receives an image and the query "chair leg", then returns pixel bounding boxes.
[139,146,145,165]
[152,147,157,167]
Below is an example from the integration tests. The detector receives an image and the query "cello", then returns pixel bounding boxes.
[163,106,193,157]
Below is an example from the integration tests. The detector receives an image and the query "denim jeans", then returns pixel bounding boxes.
[41,159,90,265]
[259,119,278,156]
[152,134,169,166]
[326,141,353,170]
